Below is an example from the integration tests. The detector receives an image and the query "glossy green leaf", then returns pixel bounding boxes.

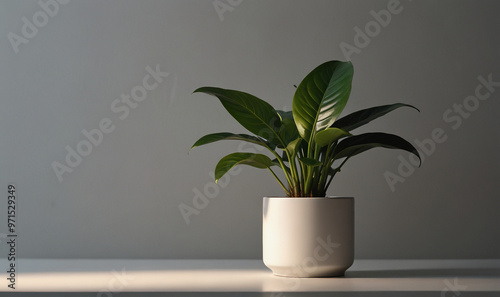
[332,103,419,132]
[276,110,293,122]
[292,61,354,142]
[192,61,421,197]
[191,132,274,151]
[314,128,351,148]
[299,157,322,167]
[333,132,421,165]
[214,152,272,183]
[194,87,282,144]
[276,110,299,148]
[284,138,302,163]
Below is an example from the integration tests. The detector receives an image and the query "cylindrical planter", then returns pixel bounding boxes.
[263,197,354,277]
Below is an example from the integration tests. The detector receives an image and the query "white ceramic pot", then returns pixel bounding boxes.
[263,197,354,277]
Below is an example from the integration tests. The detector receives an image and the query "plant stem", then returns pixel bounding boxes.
[303,142,321,195]
[325,171,336,191]
[267,168,290,196]
[318,142,334,192]
[299,159,306,196]
[324,156,350,193]
[273,152,293,188]
[288,155,301,195]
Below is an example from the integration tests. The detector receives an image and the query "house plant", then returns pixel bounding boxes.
[191,60,420,277]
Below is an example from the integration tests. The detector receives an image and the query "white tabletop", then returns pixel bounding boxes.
[2,259,499,295]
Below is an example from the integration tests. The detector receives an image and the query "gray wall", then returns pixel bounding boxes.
[0,0,499,259]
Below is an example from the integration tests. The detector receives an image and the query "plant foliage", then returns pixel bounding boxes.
[191,60,420,197]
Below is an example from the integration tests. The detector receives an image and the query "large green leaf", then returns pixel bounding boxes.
[191,132,274,150]
[286,138,302,157]
[276,110,293,121]
[194,87,282,145]
[292,61,354,143]
[214,152,272,183]
[276,110,300,148]
[299,157,322,167]
[333,132,421,165]
[314,128,351,148]
[332,103,419,132]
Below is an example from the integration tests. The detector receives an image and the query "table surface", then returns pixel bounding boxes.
[2,259,500,295]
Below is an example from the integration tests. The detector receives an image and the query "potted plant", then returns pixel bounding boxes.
[191,60,420,277]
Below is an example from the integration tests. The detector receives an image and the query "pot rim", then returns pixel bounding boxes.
[263,196,353,200]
